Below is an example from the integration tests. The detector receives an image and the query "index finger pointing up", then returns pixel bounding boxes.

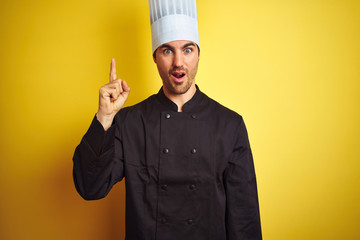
[110,58,117,82]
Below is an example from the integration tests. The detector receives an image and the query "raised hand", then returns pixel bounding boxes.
[96,58,130,130]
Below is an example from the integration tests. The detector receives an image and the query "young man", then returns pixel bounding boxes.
[73,1,262,239]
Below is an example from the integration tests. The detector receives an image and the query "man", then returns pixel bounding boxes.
[73,1,262,239]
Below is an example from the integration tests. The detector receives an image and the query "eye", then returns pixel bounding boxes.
[184,48,192,54]
[163,49,172,54]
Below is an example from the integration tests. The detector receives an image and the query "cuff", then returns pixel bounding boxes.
[84,115,116,156]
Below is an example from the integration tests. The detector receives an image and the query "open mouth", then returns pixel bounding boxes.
[171,72,186,80]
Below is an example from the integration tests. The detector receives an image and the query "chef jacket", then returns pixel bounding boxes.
[73,86,262,240]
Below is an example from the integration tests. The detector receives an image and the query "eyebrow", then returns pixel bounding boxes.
[182,42,196,49]
[159,44,174,51]
[159,42,196,51]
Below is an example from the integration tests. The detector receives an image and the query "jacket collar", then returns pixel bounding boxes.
[156,85,206,112]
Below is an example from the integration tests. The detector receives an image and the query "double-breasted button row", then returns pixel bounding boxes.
[164,113,197,119]
[163,148,197,154]
[160,184,197,191]
[159,218,194,225]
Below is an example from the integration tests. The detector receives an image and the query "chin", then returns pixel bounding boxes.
[172,82,194,95]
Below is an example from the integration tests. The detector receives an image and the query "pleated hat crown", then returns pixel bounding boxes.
[148,0,200,53]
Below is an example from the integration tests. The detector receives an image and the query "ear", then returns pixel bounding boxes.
[152,50,157,63]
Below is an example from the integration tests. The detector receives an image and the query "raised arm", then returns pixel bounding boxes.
[73,59,130,200]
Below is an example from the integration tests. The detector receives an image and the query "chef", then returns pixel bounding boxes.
[73,0,262,239]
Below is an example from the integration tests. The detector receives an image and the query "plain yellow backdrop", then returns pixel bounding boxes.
[0,0,359,239]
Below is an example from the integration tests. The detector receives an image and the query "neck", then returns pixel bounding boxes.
[163,84,197,112]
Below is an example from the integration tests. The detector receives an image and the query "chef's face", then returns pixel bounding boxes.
[153,40,199,96]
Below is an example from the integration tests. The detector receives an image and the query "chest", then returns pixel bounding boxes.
[122,110,233,184]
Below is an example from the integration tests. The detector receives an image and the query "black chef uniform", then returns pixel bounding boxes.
[73,86,262,240]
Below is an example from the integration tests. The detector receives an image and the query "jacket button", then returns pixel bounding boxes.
[191,114,197,119]
[163,148,169,154]
[189,184,196,190]
[161,184,168,190]
[187,219,193,224]
[165,113,171,119]
[191,148,197,154]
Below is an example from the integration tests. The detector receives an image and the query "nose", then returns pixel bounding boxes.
[173,51,184,68]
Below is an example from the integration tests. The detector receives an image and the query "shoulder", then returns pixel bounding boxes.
[200,92,249,145]
[202,92,244,124]
[127,94,158,111]
[115,94,159,120]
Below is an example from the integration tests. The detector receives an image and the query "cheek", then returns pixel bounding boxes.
[158,61,170,72]
[189,60,199,73]
[157,63,165,73]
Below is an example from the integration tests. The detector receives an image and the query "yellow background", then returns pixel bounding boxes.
[1,0,359,239]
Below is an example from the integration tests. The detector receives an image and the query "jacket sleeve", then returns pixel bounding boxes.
[72,114,125,200]
[224,117,262,240]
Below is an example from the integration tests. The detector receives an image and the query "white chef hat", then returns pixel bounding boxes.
[148,0,200,54]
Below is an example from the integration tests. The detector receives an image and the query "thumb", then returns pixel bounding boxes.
[122,80,131,93]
